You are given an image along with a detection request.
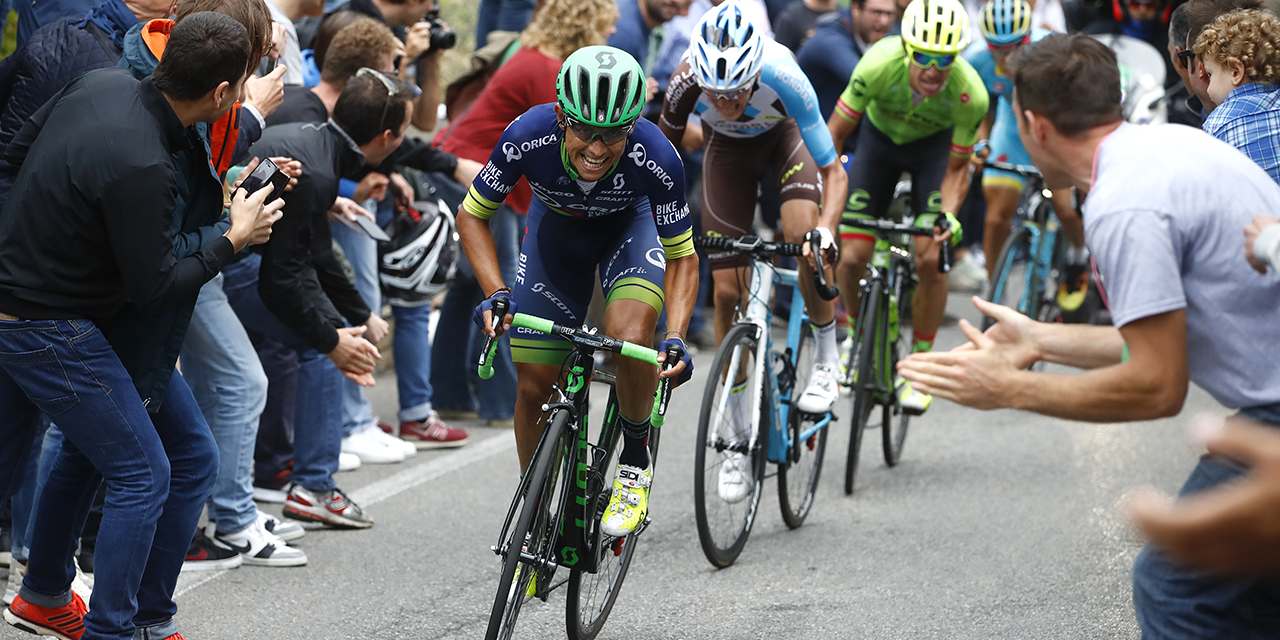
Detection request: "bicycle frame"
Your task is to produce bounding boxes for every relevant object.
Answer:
[851,236,914,399]
[990,184,1060,317]
[708,258,834,467]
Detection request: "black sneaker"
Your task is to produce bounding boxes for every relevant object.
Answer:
[181,530,243,572]
[283,486,373,529]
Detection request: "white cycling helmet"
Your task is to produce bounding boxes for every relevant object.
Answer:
[688,0,765,93]
[379,197,459,307]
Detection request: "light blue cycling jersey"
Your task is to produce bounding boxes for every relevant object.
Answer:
[660,39,838,168]
[964,29,1051,187]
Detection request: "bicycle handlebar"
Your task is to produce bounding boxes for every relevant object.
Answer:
[694,234,838,300]
[477,310,673,426]
[840,218,953,274]
[985,160,1042,179]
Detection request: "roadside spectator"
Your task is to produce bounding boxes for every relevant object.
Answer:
[0,13,282,639]
[1166,3,1205,125]
[297,9,369,85]
[1183,0,1263,114]
[264,0,327,85]
[223,72,414,530]
[1081,0,1175,83]
[898,34,1280,638]
[774,0,836,50]
[268,16,401,126]
[796,0,896,148]
[1194,8,1280,183]
[475,0,538,48]
[12,0,97,46]
[610,0,683,80]
[431,0,619,425]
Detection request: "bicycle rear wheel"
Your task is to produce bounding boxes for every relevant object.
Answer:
[777,323,828,529]
[694,322,768,567]
[983,226,1038,331]
[883,273,913,466]
[845,280,882,495]
[566,421,639,640]
[485,411,569,640]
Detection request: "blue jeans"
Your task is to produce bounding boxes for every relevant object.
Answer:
[222,255,342,493]
[1,318,216,640]
[474,0,536,48]
[430,205,519,419]
[180,274,269,535]
[1132,403,1280,639]
[8,416,48,562]
[331,212,378,435]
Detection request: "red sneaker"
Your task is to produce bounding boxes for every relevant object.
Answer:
[4,591,87,639]
[398,413,469,449]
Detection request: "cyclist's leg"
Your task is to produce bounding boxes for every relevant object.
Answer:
[981,109,1027,280]
[701,128,767,346]
[508,201,599,471]
[838,121,898,331]
[907,128,956,355]
[1053,188,1090,311]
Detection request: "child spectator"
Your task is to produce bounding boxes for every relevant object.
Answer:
[1194,8,1280,183]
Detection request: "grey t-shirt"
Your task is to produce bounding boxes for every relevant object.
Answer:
[1085,123,1280,409]
[266,0,305,86]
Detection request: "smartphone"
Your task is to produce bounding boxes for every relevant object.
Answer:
[339,211,392,242]
[238,158,289,204]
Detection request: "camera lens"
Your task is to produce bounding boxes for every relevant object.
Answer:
[430,26,456,51]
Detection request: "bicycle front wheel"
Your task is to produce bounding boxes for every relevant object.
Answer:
[694,322,767,567]
[845,280,882,495]
[984,226,1037,331]
[485,410,569,640]
[777,322,828,529]
[566,427,639,640]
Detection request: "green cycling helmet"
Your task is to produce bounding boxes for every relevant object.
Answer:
[556,45,646,128]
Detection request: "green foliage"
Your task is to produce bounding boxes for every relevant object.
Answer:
[438,0,479,85]
[1,10,17,60]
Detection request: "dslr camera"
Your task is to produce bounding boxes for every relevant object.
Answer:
[422,9,456,52]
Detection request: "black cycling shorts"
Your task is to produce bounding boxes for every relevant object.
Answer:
[840,119,951,243]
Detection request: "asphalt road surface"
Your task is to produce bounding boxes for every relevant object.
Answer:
[1,294,1224,639]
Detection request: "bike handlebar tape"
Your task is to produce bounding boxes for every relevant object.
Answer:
[511,313,554,334]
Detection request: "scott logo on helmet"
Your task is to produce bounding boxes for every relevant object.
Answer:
[595,50,616,70]
[628,143,675,191]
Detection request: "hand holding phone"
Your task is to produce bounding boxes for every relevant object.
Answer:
[238,157,289,204]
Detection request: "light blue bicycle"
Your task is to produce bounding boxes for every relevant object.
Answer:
[691,233,838,568]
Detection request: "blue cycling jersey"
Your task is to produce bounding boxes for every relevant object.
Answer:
[964,28,1051,114]
[661,39,838,168]
[462,103,695,260]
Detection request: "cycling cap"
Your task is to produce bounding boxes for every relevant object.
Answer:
[557,45,646,128]
[379,197,459,307]
[902,0,971,54]
[688,0,765,93]
[980,0,1032,46]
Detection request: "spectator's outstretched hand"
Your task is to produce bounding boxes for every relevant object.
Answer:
[1126,415,1280,576]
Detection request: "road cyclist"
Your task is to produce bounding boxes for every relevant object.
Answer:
[658,0,848,502]
[827,0,988,416]
[965,0,1089,314]
[458,45,698,550]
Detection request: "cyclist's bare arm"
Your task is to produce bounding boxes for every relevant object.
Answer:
[817,160,847,233]
[939,153,974,216]
[457,210,507,336]
[826,109,859,158]
[900,308,1188,422]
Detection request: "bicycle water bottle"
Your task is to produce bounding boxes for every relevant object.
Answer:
[872,238,890,268]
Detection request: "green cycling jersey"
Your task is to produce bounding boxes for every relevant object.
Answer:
[835,36,989,154]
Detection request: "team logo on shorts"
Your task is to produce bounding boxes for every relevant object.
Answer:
[503,142,522,162]
[646,248,667,269]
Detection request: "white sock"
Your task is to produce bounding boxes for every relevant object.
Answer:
[1065,244,1089,265]
[812,320,839,367]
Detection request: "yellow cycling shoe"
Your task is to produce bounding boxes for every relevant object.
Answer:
[1057,266,1089,312]
[896,379,932,416]
[601,463,652,537]
[509,563,537,604]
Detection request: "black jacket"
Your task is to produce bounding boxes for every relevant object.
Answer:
[0,69,231,407]
[247,121,372,354]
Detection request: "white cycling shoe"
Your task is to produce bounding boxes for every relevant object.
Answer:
[796,362,840,413]
[717,453,752,504]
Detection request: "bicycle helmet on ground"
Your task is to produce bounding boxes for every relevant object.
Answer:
[979,0,1033,46]
[556,45,646,127]
[902,0,971,53]
[379,197,459,307]
[688,0,765,93]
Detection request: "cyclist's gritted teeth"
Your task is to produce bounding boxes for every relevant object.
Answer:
[581,150,609,173]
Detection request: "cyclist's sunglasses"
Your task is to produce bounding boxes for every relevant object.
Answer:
[703,85,753,101]
[562,117,633,145]
[908,49,957,70]
[988,35,1031,52]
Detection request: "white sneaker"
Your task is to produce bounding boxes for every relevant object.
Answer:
[257,509,305,543]
[3,559,22,605]
[947,250,988,293]
[368,422,416,457]
[215,520,308,567]
[341,424,405,464]
[254,483,290,503]
[796,362,840,413]
[72,563,92,601]
[338,452,361,472]
[717,453,751,504]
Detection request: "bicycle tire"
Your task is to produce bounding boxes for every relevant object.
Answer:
[485,410,569,640]
[694,322,768,567]
[566,421,639,640]
[845,280,882,496]
[883,274,912,467]
[777,322,828,528]
[983,226,1036,331]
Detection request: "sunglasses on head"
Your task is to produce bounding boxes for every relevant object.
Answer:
[562,116,634,145]
[909,49,956,70]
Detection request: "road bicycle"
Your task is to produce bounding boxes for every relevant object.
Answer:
[840,216,951,495]
[692,232,839,568]
[479,302,677,640]
[982,161,1066,330]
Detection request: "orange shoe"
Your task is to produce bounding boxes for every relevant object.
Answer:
[4,591,87,639]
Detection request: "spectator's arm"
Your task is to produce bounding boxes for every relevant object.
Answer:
[375,136,459,177]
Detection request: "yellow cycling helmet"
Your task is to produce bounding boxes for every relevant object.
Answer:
[902,0,971,54]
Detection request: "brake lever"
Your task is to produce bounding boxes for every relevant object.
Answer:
[651,346,680,428]
[807,230,840,300]
[936,218,953,274]
[478,296,509,379]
